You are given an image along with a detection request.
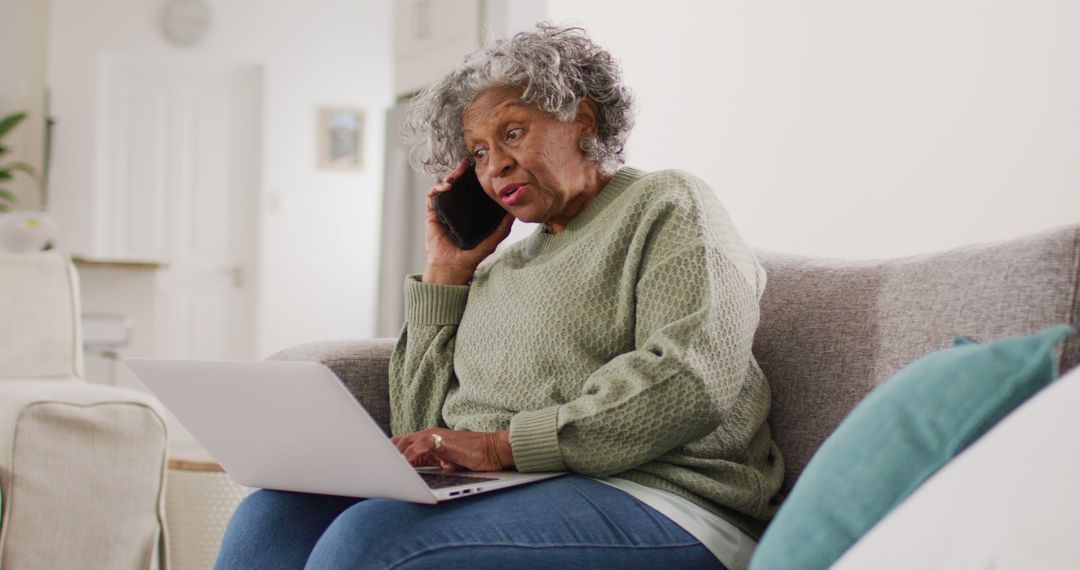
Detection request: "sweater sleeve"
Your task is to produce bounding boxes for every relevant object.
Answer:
[510,208,763,475]
[388,275,471,436]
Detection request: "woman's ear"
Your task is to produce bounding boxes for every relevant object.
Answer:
[574,99,599,136]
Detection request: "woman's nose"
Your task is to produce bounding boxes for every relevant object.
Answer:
[485,146,515,178]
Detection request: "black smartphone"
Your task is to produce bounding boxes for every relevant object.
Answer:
[432,164,507,250]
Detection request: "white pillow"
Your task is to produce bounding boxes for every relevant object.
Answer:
[831,363,1080,569]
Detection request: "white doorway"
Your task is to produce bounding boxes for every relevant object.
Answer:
[99,58,262,363]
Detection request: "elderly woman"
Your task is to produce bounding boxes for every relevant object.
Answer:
[216,24,782,570]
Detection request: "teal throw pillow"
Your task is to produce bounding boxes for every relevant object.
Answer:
[749,324,1076,570]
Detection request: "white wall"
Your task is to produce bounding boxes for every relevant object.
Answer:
[48,0,393,358]
[548,0,1080,258]
[0,0,49,211]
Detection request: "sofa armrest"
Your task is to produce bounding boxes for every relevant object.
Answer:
[267,339,397,435]
[0,380,168,569]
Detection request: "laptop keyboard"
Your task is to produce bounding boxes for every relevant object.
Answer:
[419,472,498,489]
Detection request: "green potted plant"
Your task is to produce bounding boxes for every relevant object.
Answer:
[0,112,39,213]
[0,111,55,252]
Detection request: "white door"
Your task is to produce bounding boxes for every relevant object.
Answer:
[100,59,261,361]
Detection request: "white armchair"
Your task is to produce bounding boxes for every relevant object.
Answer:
[0,252,169,569]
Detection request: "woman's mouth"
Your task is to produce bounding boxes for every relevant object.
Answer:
[499,184,527,206]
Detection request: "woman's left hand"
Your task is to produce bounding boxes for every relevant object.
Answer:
[391,428,515,472]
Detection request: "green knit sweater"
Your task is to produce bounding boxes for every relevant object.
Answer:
[389,167,784,535]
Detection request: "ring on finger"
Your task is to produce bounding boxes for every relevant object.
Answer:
[431,433,444,450]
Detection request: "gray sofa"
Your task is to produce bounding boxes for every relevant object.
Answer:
[270,223,1079,519]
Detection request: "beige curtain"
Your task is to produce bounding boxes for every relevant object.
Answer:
[375,99,431,338]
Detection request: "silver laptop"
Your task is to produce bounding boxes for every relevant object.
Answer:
[126,358,563,503]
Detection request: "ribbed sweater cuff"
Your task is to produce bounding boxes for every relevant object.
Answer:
[403,275,470,325]
[509,406,565,472]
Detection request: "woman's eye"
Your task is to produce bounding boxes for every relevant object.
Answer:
[473,149,487,160]
[506,128,522,142]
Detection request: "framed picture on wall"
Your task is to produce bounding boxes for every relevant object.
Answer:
[317,107,364,171]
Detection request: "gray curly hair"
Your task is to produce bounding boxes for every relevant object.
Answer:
[402,23,635,177]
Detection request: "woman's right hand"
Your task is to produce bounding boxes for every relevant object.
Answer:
[422,158,514,285]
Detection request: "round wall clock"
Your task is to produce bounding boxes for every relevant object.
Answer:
[161,0,212,46]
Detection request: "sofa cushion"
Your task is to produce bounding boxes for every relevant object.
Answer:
[0,380,169,569]
[748,324,1074,570]
[0,252,84,381]
[753,224,1080,496]
[831,362,1080,568]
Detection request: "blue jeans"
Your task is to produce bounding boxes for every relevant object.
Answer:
[214,475,725,569]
